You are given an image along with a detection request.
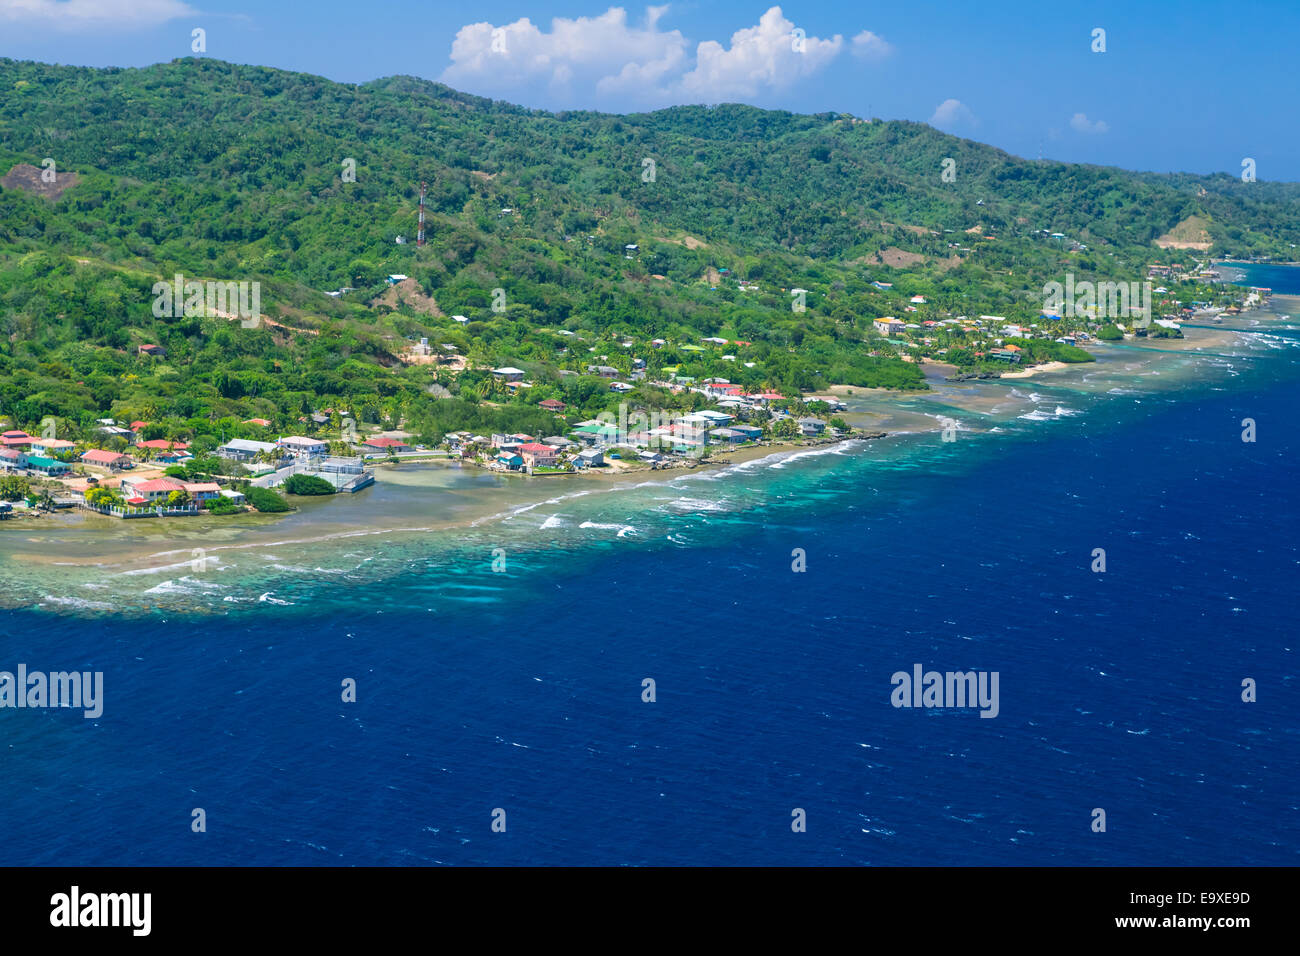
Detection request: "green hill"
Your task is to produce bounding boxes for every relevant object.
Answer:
[0,57,1295,448]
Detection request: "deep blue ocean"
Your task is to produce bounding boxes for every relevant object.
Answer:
[1,326,1297,866]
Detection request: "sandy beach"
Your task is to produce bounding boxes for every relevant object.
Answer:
[998,360,1071,379]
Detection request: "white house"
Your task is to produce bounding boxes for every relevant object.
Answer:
[277,436,328,459]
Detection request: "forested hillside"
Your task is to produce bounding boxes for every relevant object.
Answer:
[1,56,1295,444]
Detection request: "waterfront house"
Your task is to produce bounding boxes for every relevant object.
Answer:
[219,488,246,504]
[361,436,412,454]
[730,424,762,442]
[577,448,604,467]
[496,452,523,471]
[797,417,826,437]
[182,482,221,501]
[318,457,365,476]
[710,428,746,445]
[278,436,328,459]
[517,443,559,469]
[990,349,1022,363]
[121,477,185,502]
[218,438,281,461]
[80,449,133,470]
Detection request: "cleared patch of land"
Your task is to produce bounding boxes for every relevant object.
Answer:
[2,162,80,199]
[1155,215,1212,250]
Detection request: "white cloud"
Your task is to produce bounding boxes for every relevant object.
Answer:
[442,7,689,106]
[1069,112,1109,134]
[850,30,893,60]
[0,0,196,30]
[930,98,977,130]
[680,7,842,100]
[442,5,856,107]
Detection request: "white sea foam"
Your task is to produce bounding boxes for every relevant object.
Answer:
[578,521,637,537]
[1018,405,1079,421]
[767,442,861,470]
[666,497,727,512]
[268,563,349,575]
[142,575,226,596]
[39,595,118,611]
[539,514,565,529]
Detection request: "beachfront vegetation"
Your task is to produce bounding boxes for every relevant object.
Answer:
[245,487,290,512]
[283,474,336,496]
[0,476,31,501]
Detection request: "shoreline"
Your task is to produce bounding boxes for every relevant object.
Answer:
[0,312,1286,603]
[0,433,879,574]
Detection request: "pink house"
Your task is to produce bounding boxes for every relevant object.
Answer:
[517,442,559,469]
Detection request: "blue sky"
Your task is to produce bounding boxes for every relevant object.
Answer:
[2,0,1297,180]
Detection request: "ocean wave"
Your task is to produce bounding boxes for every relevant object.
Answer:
[267,563,349,575]
[142,575,227,596]
[39,595,118,611]
[665,497,727,513]
[767,442,863,470]
[1018,405,1079,421]
[539,514,565,529]
[578,521,638,537]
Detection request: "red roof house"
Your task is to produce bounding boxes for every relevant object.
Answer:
[361,436,411,452]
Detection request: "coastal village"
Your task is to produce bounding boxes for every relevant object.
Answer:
[0,372,858,521]
[0,207,1271,530]
[0,254,1269,524]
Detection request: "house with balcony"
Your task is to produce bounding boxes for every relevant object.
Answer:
[797,417,826,437]
[517,443,559,470]
[29,438,76,458]
[121,477,186,503]
[278,436,328,459]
